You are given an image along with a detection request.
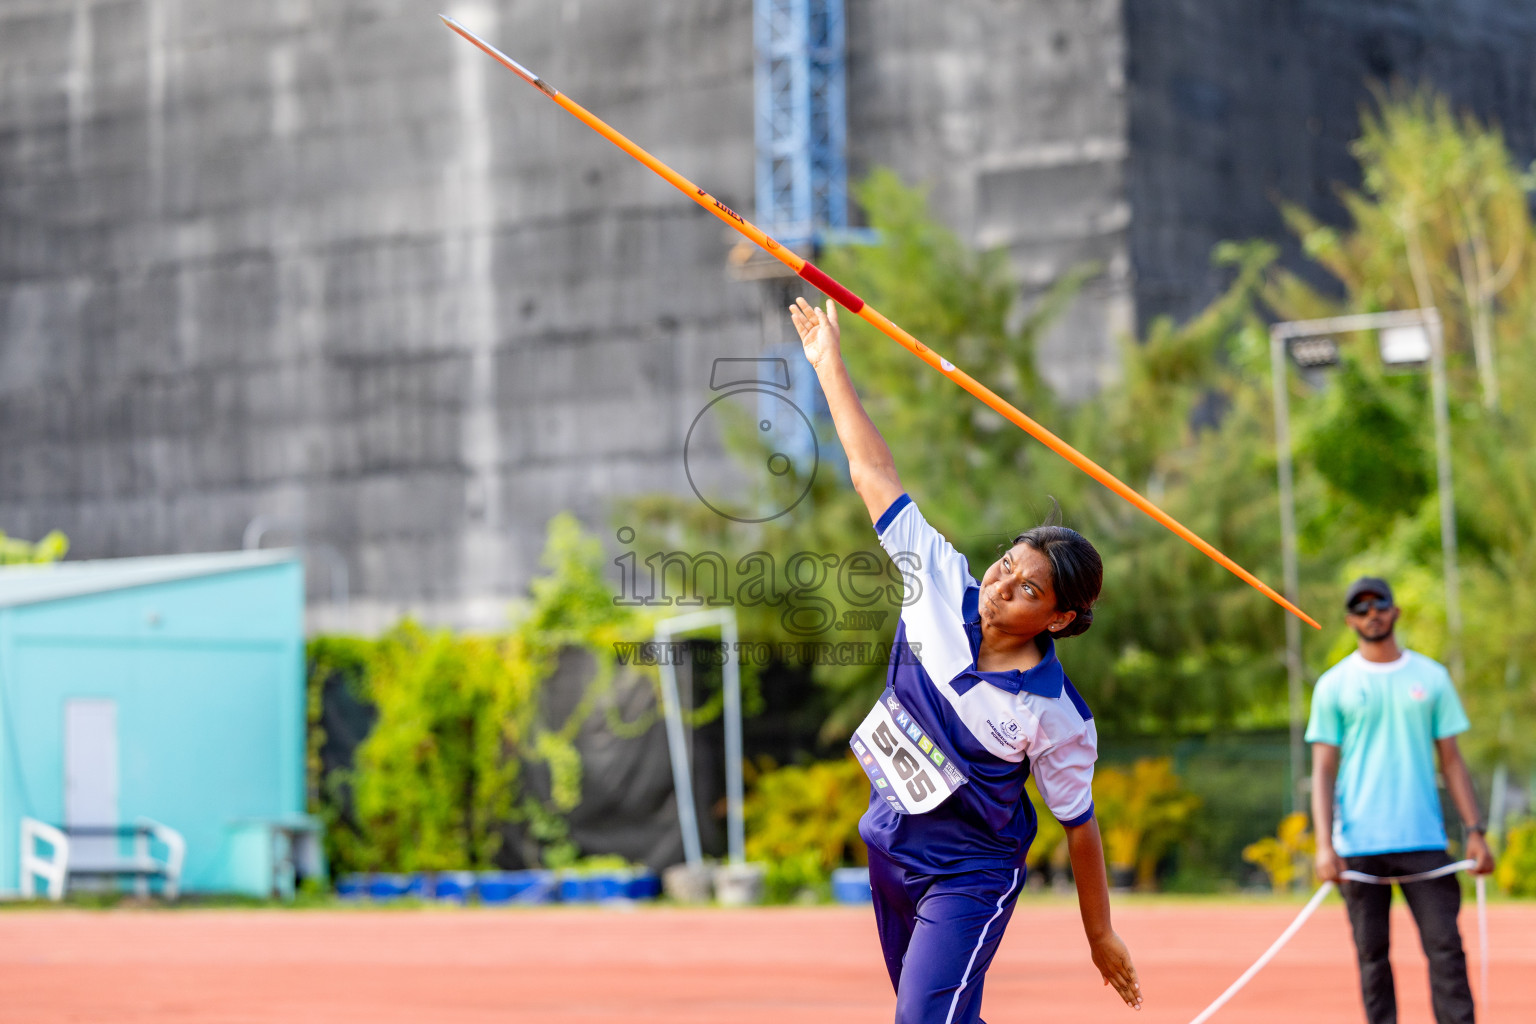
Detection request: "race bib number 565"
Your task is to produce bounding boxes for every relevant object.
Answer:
[851,688,967,814]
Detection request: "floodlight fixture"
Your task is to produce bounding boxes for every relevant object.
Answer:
[1379,323,1432,368]
[1288,336,1341,370]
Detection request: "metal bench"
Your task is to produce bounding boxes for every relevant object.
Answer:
[19,817,186,901]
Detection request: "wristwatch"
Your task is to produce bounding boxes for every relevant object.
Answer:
[1465,821,1488,836]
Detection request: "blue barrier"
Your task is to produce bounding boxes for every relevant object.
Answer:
[368,873,429,901]
[335,868,662,904]
[432,871,477,903]
[476,870,557,905]
[335,873,369,900]
[557,870,663,903]
[626,872,662,900]
[831,867,872,904]
[559,873,622,902]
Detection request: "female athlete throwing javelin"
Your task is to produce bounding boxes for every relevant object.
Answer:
[790,297,1142,1022]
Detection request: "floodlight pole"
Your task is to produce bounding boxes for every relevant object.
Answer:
[1268,327,1305,817]
[1425,314,1465,682]
[1269,308,1462,817]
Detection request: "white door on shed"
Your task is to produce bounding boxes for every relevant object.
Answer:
[64,698,118,869]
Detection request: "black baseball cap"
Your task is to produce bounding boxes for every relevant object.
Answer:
[1344,576,1394,609]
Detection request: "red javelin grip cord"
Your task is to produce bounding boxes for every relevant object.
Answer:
[797,262,865,313]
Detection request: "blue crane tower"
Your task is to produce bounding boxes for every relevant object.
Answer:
[754,0,849,253]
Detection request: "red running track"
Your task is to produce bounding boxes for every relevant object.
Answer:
[0,899,1532,1023]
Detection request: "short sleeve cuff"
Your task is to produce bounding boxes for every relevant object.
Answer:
[1058,802,1095,828]
[873,492,912,536]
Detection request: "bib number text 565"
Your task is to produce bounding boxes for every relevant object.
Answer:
[871,721,938,801]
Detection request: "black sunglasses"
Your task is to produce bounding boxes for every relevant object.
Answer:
[1347,597,1393,615]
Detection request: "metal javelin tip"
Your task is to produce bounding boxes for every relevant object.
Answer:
[440,14,557,96]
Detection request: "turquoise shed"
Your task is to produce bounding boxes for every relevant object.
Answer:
[0,550,307,896]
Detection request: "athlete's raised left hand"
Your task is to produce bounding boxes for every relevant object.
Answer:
[1091,930,1142,1010]
[789,296,841,371]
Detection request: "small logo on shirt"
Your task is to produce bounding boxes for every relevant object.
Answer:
[986,719,1023,749]
[852,740,867,755]
[918,737,934,754]
[896,711,910,727]
[875,778,888,788]
[929,750,945,767]
[1409,685,1428,702]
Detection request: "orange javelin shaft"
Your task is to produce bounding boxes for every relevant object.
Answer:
[441,16,1321,631]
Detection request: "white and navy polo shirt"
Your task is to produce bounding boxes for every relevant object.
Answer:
[857,493,1098,875]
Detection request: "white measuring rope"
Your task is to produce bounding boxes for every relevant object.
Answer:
[1184,881,1335,1024]
[1184,859,1487,1024]
[1476,874,1489,1009]
[1338,858,1476,885]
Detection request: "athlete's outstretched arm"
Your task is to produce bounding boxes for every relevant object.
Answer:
[789,297,904,524]
[1065,818,1142,1010]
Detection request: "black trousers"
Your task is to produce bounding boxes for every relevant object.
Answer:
[1340,849,1475,1024]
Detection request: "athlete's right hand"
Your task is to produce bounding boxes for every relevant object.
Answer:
[1314,845,1345,883]
[1090,931,1142,1010]
[789,296,840,371]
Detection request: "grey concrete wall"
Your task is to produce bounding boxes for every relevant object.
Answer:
[0,0,768,630]
[846,0,1132,400]
[1125,0,1536,327]
[0,0,1139,629]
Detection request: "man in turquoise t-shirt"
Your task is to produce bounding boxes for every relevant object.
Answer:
[1307,577,1495,1024]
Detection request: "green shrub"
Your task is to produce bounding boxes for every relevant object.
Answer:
[744,754,869,901]
[330,623,536,871]
[1094,757,1202,890]
[1496,819,1536,897]
[763,851,834,903]
[1242,812,1315,891]
[0,529,67,564]
[310,514,657,873]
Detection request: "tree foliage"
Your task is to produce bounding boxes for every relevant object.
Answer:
[621,91,1536,779]
[625,169,1296,739]
[1267,87,1536,777]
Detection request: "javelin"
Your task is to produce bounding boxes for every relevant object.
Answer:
[441,16,1321,630]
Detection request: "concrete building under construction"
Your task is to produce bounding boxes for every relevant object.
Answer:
[2,0,1535,629]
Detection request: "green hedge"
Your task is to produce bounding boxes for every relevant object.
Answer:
[308,514,656,874]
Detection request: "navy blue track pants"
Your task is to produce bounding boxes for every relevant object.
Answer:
[867,845,1024,1024]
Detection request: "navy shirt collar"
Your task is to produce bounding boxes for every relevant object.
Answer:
[956,584,1065,698]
